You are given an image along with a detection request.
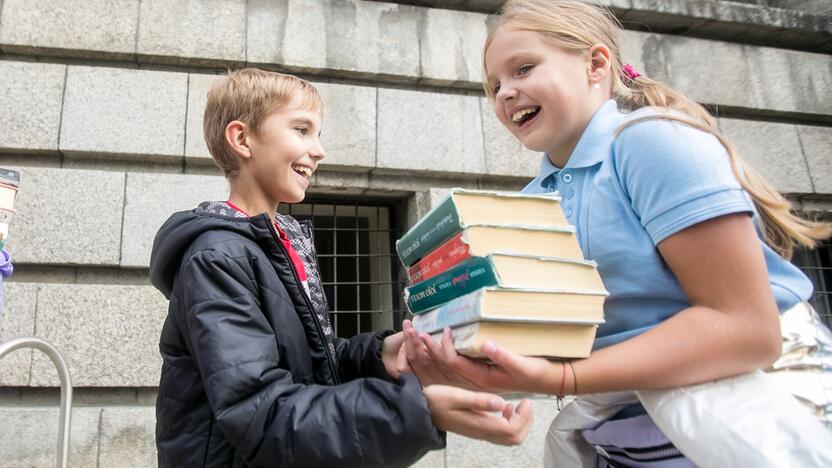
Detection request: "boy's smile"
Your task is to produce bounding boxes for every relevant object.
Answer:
[245,97,325,206]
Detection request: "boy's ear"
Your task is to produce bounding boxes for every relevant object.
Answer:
[224,120,253,159]
[587,44,611,85]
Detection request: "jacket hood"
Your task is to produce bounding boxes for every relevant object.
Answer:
[149,202,275,298]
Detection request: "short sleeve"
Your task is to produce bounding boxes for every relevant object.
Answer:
[613,118,754,245]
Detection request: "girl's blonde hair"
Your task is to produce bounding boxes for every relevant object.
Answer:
[483,0,830,259]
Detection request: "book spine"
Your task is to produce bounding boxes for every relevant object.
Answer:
[405,256,497,314]
[396,195,462,266]
[411,290,485,333]
[406,231,472,284]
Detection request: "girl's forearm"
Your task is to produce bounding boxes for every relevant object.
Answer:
[550,304,781,395]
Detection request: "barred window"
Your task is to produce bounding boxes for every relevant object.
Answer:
[794,240,832,329]
[278,198,406,338]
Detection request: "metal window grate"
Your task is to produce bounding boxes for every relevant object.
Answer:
[278,198,406,338]
[793,240,832,329]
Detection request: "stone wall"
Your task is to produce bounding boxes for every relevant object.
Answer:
[1,0,830,466]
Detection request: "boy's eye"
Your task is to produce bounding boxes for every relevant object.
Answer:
[295,127,308,135]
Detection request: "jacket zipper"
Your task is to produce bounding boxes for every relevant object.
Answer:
[267,219,341,384]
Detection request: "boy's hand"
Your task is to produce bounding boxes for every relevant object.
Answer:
[381,331,408,379]
[423,385,532,446]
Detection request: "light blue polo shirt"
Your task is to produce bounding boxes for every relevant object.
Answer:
[523,99,813,349]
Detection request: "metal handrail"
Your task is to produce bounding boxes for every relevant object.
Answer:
[0,337,72,468]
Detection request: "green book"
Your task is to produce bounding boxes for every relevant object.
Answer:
[395,189,567,267]
[405,253,607,314]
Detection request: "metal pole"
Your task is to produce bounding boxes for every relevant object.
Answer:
[0,337,72,468]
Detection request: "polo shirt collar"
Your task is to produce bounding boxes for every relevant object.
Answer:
[537,99,623,179]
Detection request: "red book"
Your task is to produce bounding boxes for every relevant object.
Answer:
[407,232,472,284]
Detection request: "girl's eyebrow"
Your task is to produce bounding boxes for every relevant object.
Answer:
[486,50,538,82]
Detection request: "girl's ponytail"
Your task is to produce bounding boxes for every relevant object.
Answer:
[487,0,831,259]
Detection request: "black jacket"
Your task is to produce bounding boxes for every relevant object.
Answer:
[149,203,443,468]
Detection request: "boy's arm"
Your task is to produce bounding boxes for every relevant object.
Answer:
[332,330,397,381]
[177,250,444,468]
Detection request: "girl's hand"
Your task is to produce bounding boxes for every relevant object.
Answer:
[421,327,559,395]
[399,320,483,390]
[423,384,532,446]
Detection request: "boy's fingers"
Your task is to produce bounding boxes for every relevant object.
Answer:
[441,385,505,412]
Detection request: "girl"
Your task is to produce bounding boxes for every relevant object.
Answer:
[403,0,832,466]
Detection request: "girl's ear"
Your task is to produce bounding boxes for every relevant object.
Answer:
[225,120,253,159]
[587,44,611,86]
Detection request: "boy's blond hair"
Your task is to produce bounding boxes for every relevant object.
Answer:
[203,68,324,179]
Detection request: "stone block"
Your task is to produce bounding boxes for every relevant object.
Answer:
[30,284,168,387]
[719,118,812,195]
[60,66,188,159]
[480,98,540,178]
[619,31,666,83]
[185,73,221,160]
[0,0,138,58]
[121,173,229,268]
[660,34,755,109]
[316,82,376,169]
[0,407,101,467]
[7,167,124,265]
[377,88,486,174]
[745,46,832,117]
[420,8,488,85]
[798,125,832,195]
[247,0,421,80]
[0,283,38,386]
[445,398,556,467]
[137,0,245,65]
[99,407,158,468]
[0,61,65,153]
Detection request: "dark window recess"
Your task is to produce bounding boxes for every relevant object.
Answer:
[278,199,406,338]
[793,239,832,329]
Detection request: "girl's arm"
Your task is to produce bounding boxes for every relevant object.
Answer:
[408,212,783,395]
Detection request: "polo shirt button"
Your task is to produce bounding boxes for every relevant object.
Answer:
[562,172,573,183]
[564,188,575,199]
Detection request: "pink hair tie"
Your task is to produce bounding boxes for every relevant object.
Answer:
[620,64,642,87]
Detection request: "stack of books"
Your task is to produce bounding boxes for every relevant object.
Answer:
[396,189,607,358]
[0,169,19,250]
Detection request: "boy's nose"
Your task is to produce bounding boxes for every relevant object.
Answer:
[310,140,326,161]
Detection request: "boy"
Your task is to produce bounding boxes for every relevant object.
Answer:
[149,69,530,468]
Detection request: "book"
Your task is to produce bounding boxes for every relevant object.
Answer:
[396,189,568,267]
[405,253,606,314]
[411,287,606,333]
[0,169,19,249]
[406,225,583,284]
[429,320,598,358]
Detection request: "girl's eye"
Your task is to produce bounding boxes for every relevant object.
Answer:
[517,64,532,75]
[493,83,501,94]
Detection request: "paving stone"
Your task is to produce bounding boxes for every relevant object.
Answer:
[8,167,124,265]
[377,88,486,174]
[0,407,101,468]
[420,7,487,85]
[121,172,229,268]
[29,284,168,387]
[0,61,65,153]
[248,0,421,80]
[137,0,245,65]
[0,283,38,386]
[99,407,157,468]
[60,66,188,159]
[719,118,812,195]
[797,124,832,195]
[480,97,540,178]
[0,0,138,58]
